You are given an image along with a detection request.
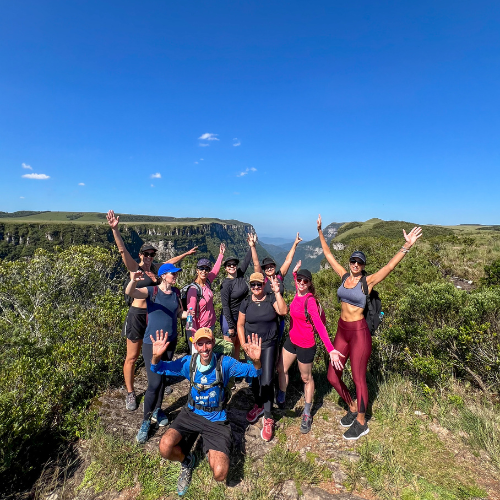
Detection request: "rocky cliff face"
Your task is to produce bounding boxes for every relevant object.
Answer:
[0,221,263,263]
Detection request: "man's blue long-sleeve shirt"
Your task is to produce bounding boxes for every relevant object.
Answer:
[151,354,261,422]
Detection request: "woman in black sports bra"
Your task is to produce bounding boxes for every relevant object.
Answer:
[107,210,197,411]
[317,214,422,441]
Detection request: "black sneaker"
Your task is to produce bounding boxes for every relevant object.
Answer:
[177,453,196,496]
[299,413,313,434]
[343,419,369,440]
[340,409,358,428]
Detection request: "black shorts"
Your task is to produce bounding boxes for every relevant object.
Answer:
[170,407,232,457]
[283,336,317,364]
[123,306,147,342]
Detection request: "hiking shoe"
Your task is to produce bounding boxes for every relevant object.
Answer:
[125,391,138,411]
[136,419,151,444]
[246,404,264,423]
[300,413,313,434]
[340,409,358,427]
[151,408,168,426]
[177,453,196,496]
[343,419,369,440]
[261,416,275,441]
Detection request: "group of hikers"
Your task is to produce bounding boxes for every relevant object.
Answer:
[107,210,423,496]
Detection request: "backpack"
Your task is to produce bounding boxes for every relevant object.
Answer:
[341,272,383,335]
[180,279,211,316]
[186,353,228,412]
[304,294,327,334]
[123,279,134,307]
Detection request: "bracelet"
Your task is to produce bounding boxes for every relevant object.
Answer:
[400,246,410,254]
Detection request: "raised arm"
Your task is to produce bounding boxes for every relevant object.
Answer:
[208,243,225,281]
[280,232,303,277]
[239,247,253,274]
[367,227,423,289]
[317,214,346,278]
[270,276,288,315]
[107,210,139,272]
[292,261,302,292]
[237,311,246,348]
[125,270,149,299]
[248,234,262,273]
[166,246,198,265]
[221,281,236,332]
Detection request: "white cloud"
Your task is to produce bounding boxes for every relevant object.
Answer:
[199,143,210,147]
[22,173,50,180]
[236,167,257,177]
[20,196,25,199]
[233,138,241,147]
[194,161,198,164]
[200,158,204,161]
[22,163,32,170]
[151,184,154,187]
[151,173,161,178]
[198,133,219,141]
[78,182,85,186]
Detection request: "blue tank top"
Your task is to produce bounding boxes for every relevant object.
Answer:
[337,278,366,309]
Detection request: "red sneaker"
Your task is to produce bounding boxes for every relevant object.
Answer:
[246,404,264,423]
[261,416,275,441]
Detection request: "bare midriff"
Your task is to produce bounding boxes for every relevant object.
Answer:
[132,298,147,309]
[340,302,365,322]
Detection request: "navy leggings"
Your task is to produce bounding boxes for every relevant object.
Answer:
[251,340,278,419]
[142,339,177,420]
[327,318,372,413]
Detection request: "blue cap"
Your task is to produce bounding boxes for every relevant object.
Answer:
[350,251,366,264]
[158,263,182,276]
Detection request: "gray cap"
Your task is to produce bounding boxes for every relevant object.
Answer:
[350,251,366,264]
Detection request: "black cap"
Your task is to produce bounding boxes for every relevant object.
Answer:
[350,251,366,264]
[262,257,276,267]
[297,269,313,281]
[139,243,157,253]
[223,256,240,266]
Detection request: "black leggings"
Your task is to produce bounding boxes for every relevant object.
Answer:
[142,339,177,420]
[251,340,277,419]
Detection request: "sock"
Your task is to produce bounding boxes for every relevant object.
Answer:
[276,390,286,404]
[304,402,312,416]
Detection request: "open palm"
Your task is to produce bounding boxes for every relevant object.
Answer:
[245,333,262,362]
[403,227,423,246]
[107,210,119,229]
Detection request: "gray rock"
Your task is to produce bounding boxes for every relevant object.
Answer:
[280,479,299,500]
[300,486,364,499]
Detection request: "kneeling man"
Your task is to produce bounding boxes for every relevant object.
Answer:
[149,327,262,496]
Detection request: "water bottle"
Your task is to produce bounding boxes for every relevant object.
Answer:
[186,307,193,331]
[379,311,384,321]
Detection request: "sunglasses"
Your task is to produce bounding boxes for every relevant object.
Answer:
[225,263,237,268]
[263,265,276,270]
[350,258,365,265]
[296,278,310,284]
[250,282,263,288]
[197,266,211,272]
[142,252,156,258]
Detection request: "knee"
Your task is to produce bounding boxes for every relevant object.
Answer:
[159,434,174,459]
[327,368,340,386]
[212,464,228,482]
[277,363,286,376]
[125,354,139,364]
[301,373,312,384]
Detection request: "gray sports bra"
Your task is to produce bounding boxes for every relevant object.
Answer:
[337,277,367,309]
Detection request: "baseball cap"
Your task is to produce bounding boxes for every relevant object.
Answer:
[197,258,212,268]
[249,272,265,283]
[297,269,313,281]
[350,251,367,264]
[223,256,240,266]
[157,263,182,276]
[262,257,276,267]
[140,243,157,253]
[193,327,214,343]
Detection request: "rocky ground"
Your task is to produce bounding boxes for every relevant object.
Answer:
[40,360,373,500]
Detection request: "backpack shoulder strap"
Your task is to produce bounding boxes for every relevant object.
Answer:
[341,272,350,283]
[360,275,369,296]
[215,354,224,386]
[304,294,312,324]
[189,353,198,386]
[151,286,159,303]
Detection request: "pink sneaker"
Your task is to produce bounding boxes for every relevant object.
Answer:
[246,404,264,423]
[261,416,275,441]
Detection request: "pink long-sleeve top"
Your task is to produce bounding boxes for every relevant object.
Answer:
[186,253,224,331]
[289,271,334,352]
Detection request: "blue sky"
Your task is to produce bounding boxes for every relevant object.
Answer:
[1,1,499,239]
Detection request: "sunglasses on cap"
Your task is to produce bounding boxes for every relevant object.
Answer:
[350,258,365,265]
[296,278,310,284]
[197,266,211,272]
[250,282,263,288]
[142,252,156,258]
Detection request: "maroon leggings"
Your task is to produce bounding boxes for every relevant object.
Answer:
[327,317,372,413]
